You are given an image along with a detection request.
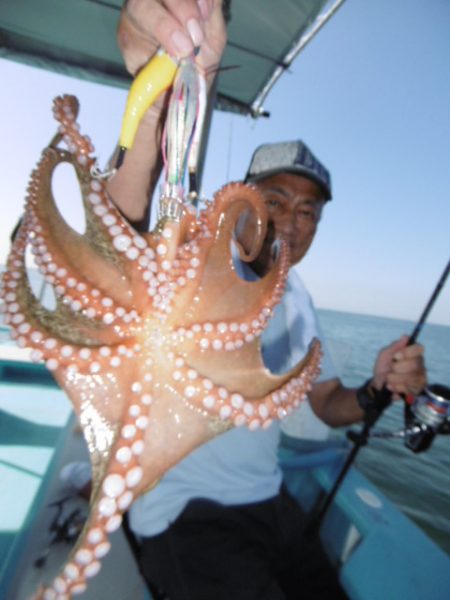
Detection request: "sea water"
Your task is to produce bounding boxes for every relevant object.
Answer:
[317,308,450,555]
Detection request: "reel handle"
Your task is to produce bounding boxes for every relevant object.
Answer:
[404,384,450,453]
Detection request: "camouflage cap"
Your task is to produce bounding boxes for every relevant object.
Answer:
[245,140,332,200]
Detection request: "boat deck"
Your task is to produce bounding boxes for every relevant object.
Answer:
[0,348,148,599]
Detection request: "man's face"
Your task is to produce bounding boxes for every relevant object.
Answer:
[248,172,326,274]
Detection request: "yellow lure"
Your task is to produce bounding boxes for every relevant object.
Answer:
[119,51,178,151]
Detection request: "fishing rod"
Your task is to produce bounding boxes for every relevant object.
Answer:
[409,258,450,344]
[306,256,450,537]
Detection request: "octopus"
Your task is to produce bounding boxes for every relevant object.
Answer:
[0,95,321,598]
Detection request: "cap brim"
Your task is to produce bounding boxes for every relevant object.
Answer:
[245,167,331,201]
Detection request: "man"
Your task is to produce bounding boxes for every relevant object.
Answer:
[121,140,423,600]
[105,2,426,598]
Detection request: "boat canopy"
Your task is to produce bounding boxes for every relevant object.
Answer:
[0,0,343,117]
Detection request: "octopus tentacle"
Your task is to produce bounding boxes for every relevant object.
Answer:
[172,238,290,350]
[174,184,287,326]
[0,95,322,599]
[165,340,321,428]
[27,151,139,313]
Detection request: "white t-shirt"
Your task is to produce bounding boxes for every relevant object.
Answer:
[129,269,336,537]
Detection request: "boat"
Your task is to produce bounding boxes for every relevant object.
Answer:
[1,1,449,598]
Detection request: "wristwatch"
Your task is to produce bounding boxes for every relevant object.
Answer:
[356,378,392,426]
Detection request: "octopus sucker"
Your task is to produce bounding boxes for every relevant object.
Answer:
[1,95,322,599]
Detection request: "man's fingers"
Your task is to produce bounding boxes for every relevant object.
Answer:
[124,0,207,59]
[386,372,426,396]
[118,0,226,75]
[117,16,153,74]
[197,0,213,20]
[393,343,425,362]
[163,0,207,46]
[391,356,424,375]
[118,1,164,74]
[384,335,408,357]
[118,1,191,76]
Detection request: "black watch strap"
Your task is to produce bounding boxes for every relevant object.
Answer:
[357,379,392,426]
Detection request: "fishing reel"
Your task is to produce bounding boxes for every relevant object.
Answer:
[402,384,450,453]
[34,496,87,568]
[369,383,450,453]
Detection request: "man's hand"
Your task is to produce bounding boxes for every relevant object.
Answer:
[108,1,226,224]
[118,0,226,76]
[309,336,427,428]
[372,335,426,397]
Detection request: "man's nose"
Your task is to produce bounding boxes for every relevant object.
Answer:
[275,214,296,236]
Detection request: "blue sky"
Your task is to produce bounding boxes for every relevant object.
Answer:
[1,0,449,326]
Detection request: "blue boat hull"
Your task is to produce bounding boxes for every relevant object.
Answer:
[280,435,450,600]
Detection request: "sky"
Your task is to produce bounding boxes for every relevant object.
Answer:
[1,0,449,326]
